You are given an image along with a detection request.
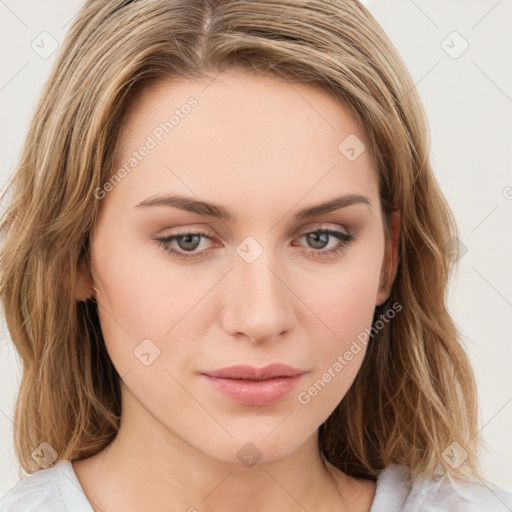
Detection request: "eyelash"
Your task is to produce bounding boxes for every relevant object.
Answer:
[152,227,355,261]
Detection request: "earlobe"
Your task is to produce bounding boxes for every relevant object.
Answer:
[75,257,96,302]
[376,211,401,306]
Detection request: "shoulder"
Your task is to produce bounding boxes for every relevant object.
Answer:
[0,459,88,512]
[0,462,64,512]
[405,470,512,512]
[371,464,512,512]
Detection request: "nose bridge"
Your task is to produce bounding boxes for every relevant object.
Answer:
[220,236,294,341]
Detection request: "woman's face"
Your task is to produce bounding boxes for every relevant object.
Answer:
[82,70,398,465]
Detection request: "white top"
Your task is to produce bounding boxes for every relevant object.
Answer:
[1,459,511,511]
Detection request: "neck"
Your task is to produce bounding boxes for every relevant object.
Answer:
[73,386,356,512]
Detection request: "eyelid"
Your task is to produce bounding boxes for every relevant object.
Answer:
[296,221,351,236]
[156,222,351,243]
[152,222,355,261]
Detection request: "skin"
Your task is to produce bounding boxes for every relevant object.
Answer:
[74,70,400,512]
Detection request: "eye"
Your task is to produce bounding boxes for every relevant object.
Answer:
[293,228,354,258]
[152,229,214,261]
[152,227,354,261]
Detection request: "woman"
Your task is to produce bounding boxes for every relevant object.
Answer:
[0,0,510,510]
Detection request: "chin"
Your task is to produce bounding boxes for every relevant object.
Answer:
[194,427,311,467]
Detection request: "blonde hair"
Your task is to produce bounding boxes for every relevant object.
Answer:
[0,0,482,482]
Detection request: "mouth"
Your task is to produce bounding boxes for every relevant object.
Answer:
[201,363,307,406]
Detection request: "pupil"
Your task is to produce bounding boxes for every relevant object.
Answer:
[308,232,328,249]
[179,234,200,251]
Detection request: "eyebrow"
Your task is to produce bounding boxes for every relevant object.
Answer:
[134,193,371,221]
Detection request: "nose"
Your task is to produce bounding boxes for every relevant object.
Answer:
[220,247,295,344]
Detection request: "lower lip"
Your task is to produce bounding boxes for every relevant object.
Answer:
[202,374,304,406]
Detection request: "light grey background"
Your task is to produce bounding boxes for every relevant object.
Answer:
[1,0,511,495]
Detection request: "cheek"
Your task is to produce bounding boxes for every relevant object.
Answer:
[89,222,195,376]
[91,214,201,333]
[302,237,384,345]
[293,238,384,409]
[303,269,378,376]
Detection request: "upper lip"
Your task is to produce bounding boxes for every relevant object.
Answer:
[203,363,306,380]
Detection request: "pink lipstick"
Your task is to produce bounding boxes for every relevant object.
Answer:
[202,363,306,406]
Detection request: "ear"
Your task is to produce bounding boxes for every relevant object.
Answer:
[376,211,400,306]
[75,256,96,302]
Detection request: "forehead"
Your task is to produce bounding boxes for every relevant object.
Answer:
[108,71,379,214]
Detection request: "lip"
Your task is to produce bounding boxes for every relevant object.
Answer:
[202,364,307,406]
[204,363,305,380]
